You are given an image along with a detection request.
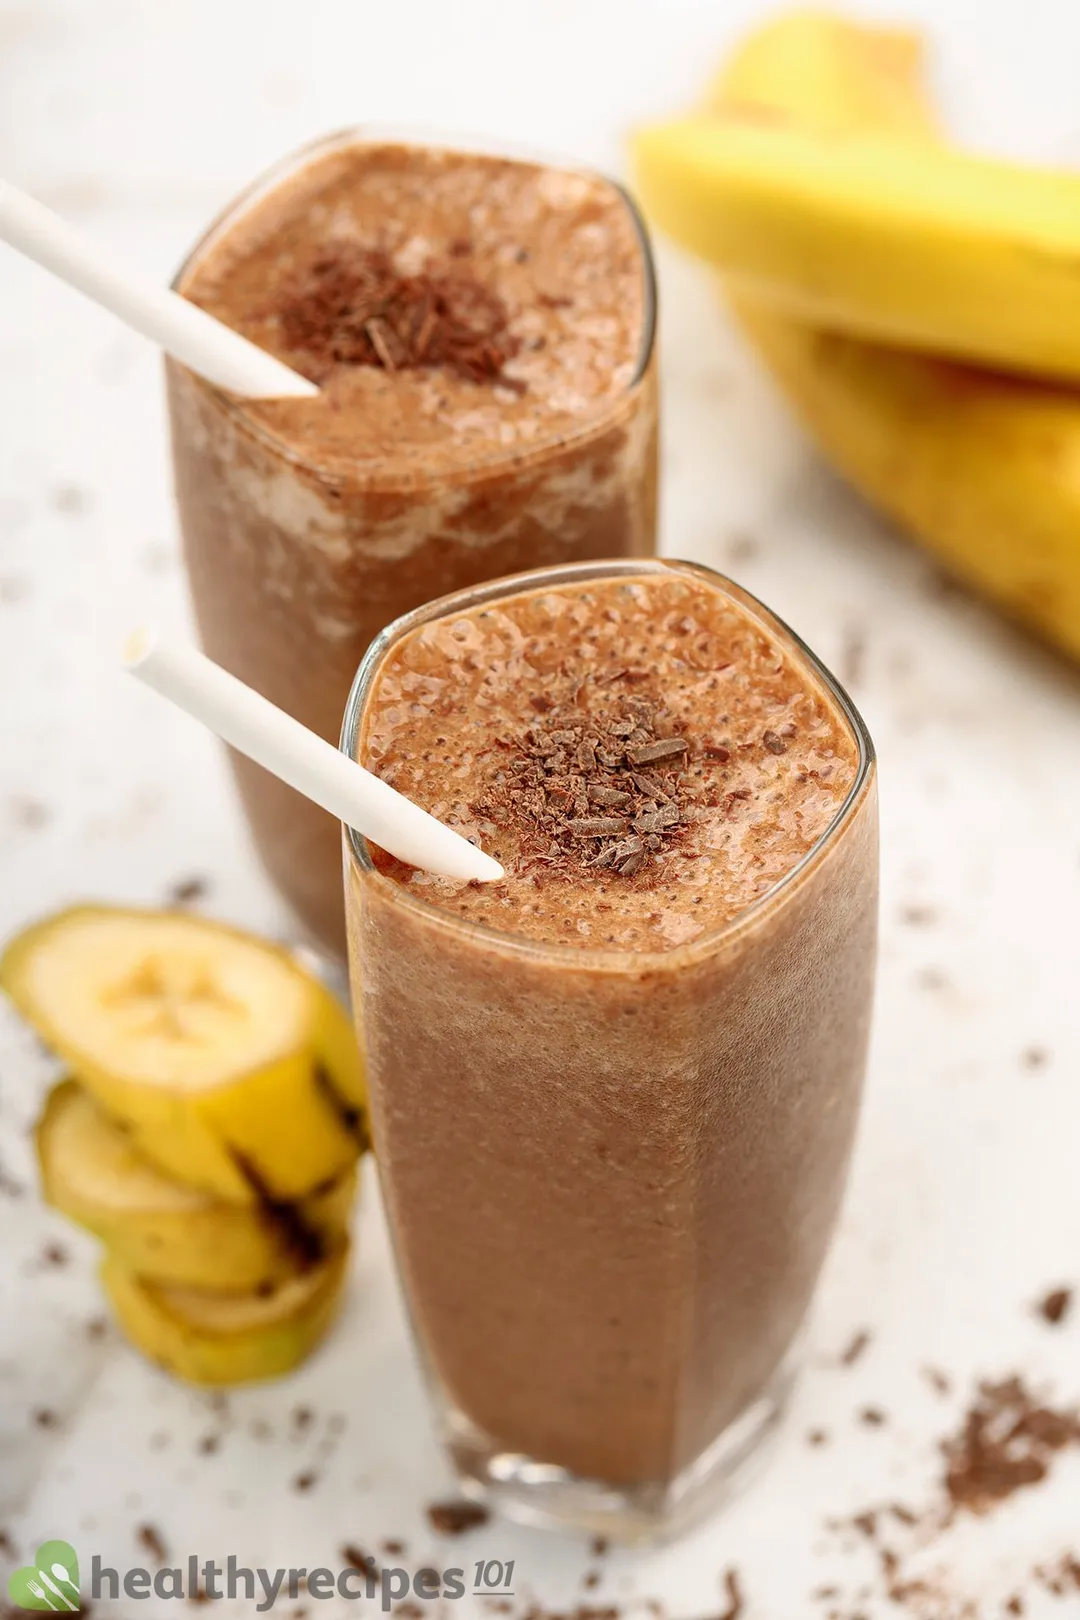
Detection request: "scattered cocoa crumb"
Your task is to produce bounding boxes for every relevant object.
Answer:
[1004,1596,1024,1615]
[197,1434,219,1455]
[718,1568,744,1620]
[426,1500,489,1535]
[8,796,49,829]
[922,1366,952,1396]
[33,1407,58,1428]
[1037,1287,1072,1326]
[807,1429,829,1447]
[394,1604,424,1618]
[860,1407,887,1427]
[900,904,937,927]
[840,1329,872,1367]
[85,1316,108,1341]
[292,1405,314,1432]
[590,1537,609,1558]
[0,1161,24,1199]
[0,576,30,605]
[725,529,759,564]
[52,484,87,514]
[582,1572,600,1590]
[1021,1047,1049,1070]
[168,876,208,905]
[1033,1553,1080,1597]
[41,1241,68,1267]
[341,1546,377,1576]
[268,244,521,389]
[0,1529,15,1558]
[942,1375,1080,1515]
[137,1524,167,1563]
[292,1471,318,1493]
[380,1540,405,1558]
[839,627,866,689]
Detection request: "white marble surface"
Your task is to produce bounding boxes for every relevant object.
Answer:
[2,2,1080,1615]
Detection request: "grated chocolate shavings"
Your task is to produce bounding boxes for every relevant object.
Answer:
[268,244,521,388]
[488,687,705,880]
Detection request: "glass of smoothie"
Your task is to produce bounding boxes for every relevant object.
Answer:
[341,557,878,1541]
[167,134,658,957]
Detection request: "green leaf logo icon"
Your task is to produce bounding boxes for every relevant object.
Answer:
[7,1541,80,1611]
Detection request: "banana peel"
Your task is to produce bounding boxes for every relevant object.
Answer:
[634,9,1080,663]
[635,117,1080,384]
[37,1080,357,1290]
[102,1246,348,1386]
[2,907,368,1204]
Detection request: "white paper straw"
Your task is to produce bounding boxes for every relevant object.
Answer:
[123,629,504,884]
[0,180,318,398]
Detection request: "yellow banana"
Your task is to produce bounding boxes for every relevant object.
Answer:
[103,1246,348,1386]
[635,117,1080,384]
[700,11,935,137]
[634,9,1080,662]
[37,1080,357,1291]
[2,907,368,1203]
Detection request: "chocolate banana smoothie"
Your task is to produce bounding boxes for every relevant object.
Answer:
[344,560,877,1538]
[168,137,657,955]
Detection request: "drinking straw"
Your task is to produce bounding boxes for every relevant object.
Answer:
[123,630,504,883]
[0,180,317,397]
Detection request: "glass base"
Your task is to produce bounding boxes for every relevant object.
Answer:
[439,1355,797,1545]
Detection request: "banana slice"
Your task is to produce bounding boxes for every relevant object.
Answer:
[2,906,368,1203]
[37,1080,357,1290]
[102,1246,348,1386]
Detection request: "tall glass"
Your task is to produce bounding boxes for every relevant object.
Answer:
[341,558,878,1542]
[167,132,659,958]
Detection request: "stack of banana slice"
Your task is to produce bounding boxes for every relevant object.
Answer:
[2,906,368,1386]
[633,10,1080,663]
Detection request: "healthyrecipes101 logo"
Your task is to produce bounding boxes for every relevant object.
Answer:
[7,1539,518,1611]
[7,1541,80,1611]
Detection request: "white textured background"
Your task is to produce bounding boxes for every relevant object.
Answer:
[1,2,1079,1615]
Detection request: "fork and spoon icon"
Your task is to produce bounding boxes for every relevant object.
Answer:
[24,1565,79,1610]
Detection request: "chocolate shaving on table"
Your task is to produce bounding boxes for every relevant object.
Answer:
[268,243,522,387]
[491,687,703,879]
[1037,1286,1072,1325]
[942,1375,1080,1515]
[425,1500,490,1535]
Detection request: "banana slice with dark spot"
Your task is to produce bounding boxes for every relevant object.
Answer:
[37,1080,357,1290]
[3,906,367,1202]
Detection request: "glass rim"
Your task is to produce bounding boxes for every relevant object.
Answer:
[169,125,658,489]
[339,557,876,970]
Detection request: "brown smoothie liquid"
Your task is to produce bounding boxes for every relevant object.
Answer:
[348,567,878,1492]
[169,140,657,953]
